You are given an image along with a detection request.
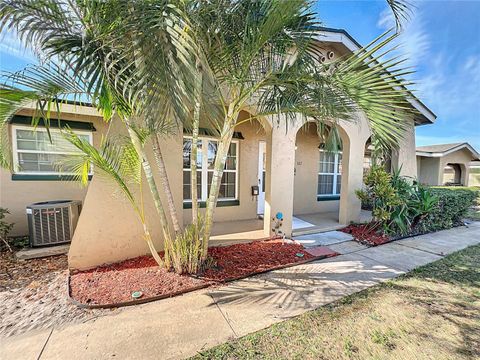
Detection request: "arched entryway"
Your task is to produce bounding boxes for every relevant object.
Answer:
[443,163,463,185]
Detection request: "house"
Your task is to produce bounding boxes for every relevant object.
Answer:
[0,28,436,270]
[416,143,480,186]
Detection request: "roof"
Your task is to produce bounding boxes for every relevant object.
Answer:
[416,142,480,160]
[316,27,437,126]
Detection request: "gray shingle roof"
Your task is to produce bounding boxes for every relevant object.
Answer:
[416,143,464,153]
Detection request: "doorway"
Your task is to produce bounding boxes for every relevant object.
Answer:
[257,141,266,215]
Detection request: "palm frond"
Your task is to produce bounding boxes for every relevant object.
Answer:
[386,0,413,31]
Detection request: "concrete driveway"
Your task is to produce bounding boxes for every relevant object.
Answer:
[1,222,479,360]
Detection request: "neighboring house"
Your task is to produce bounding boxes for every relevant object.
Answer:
[0,28,436,270]
[416,143,480,186]
[470,160,480,186]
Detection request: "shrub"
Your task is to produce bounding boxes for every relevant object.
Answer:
[416,188,478,232]
[164,216,206,274]
[356,166,438,236]
[0,208,14,252]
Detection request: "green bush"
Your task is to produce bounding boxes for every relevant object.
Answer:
[356,166,438,235]
[416,188,478,232]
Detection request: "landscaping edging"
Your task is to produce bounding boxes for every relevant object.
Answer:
[67,252,337,309]
[345,223,468,247]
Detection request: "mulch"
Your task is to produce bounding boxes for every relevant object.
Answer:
[69,240,316,306]
[340,224,391,246]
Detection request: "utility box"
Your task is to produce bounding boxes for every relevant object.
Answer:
[27,200,82,247]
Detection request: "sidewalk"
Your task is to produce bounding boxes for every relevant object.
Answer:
[2,222,479,360]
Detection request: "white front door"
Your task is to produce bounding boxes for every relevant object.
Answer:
[257,141,266,215]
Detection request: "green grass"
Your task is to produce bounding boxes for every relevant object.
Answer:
[191,245,480,360]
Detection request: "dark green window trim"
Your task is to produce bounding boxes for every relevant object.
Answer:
[317,195,340,201]
[10,115,96,131]
[12,174,93,181]
[183,199,239,209]
[183,128,244,140]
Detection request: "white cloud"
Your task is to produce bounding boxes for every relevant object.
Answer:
[0,29,36,63]
[377,6,430,69]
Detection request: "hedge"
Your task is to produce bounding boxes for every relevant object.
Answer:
[416,187,478,233]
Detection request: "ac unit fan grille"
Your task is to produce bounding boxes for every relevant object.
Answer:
[33,207,71,245]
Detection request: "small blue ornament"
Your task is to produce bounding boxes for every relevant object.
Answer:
[275,212,283,220]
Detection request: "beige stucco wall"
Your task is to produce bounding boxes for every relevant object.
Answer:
[391,117,417,178]
[417,157,441,185]
[0,107,107,236]
[439,148,472,186]
[68,117,184,270]
[293,123,339,215]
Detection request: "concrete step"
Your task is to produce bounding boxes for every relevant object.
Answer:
[15,244,70,260]
[292,223,344,237]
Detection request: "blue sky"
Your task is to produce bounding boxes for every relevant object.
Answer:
[315,0,480,151]
[1,0,479,150]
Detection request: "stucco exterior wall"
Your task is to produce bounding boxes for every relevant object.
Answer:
[417,157,441,185]
[68,118,184,270]
[391,117,417,178]
[439,148,472,186]
[293,123,339,215]
[0,107,107,236]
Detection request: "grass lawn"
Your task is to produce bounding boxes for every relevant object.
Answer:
[192,245,480,360]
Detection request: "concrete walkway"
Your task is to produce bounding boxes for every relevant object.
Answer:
[2,223,479,360]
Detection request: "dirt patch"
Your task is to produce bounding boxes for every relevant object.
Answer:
[0,252,113,338]
[340,224,391,246]
[70,240,315,306]
[0,252,67,291]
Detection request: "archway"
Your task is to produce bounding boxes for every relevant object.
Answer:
[443,163,462,185]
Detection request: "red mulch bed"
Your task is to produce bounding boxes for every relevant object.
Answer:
[70,240,314,306]
[340,224,391,246]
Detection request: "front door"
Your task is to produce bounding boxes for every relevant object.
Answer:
[257,141,266,215]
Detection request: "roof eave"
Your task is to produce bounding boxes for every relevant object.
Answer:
[316,28,437,126]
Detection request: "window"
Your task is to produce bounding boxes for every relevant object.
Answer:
[183,136,238,202]
[318,150,342,197]
[12,125,93,175]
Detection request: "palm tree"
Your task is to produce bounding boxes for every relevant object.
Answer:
[181,0,416,258]
[64,129,166,267]
[0,0,197,240]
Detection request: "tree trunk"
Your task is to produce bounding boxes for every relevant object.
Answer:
[190,65,203,225]
[124,117,172,241]
[202,107,237,258]
[151,134,181,235]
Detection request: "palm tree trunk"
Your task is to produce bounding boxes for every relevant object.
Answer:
[124,117,172,241]
[190,64,203,225]
[202,108,237,258]
[151,134,181,235]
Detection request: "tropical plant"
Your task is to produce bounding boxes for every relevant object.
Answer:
[1,0,418,272]
[0,0,197,242]
[62,129,165,266]
[0,208,14,252]
[357,165,439,235]
[181,0,417,260]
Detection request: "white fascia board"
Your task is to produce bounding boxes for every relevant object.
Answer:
[416,143,480,159]
[316,30,436,124]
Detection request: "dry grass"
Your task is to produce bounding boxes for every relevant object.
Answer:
[192,245,480,360]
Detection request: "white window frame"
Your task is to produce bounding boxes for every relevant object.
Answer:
[12,125,94,175]
[318,149,342,197]
[183,136,239,202]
